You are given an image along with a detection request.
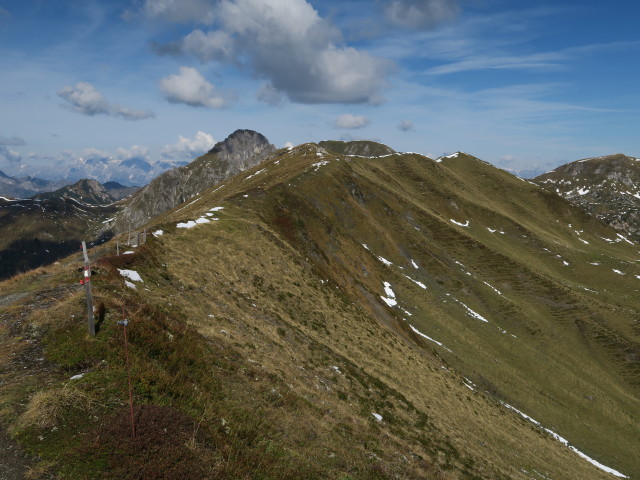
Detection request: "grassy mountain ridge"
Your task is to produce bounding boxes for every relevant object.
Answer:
[0,143,638,478]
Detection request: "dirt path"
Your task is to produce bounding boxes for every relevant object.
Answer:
[0,430,28,480]
[0,283,82,480]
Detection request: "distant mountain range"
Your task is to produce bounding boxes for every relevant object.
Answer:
[2,154,188,191]
[0,169,68,198]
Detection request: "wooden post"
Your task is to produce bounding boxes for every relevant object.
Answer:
[82,241,95,336]
[137,232,140,247]
[127,231,131,247]
[116,237,120,256]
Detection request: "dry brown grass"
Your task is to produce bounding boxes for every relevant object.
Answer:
[13,386,99,432]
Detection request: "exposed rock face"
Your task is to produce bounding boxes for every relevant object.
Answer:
[533,154,640,240]
[318,140,396,157]
[113,130,275,232]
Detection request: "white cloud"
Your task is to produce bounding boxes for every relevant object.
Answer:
[335,114,370,129]
[115,145,152,162]
[384,0,460,30]
[159,67,230,108]
[153,0,393,104]
[397,120,414,131]
[161,131,216,160]
[57,82,155,120]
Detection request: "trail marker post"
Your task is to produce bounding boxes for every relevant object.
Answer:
[81,241,95,336]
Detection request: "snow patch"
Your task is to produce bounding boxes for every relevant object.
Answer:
[372,413,383,422]
[403,274,426,289]
[450,219,470,227]
[483,281,502,296]
[245,168,266,180]
[501,402,629,478]
[378,256,393,266]
[409,324,452,352]
[381,281,397,307]
[118,269,143,283]
[177,220,197,229]
[153,230,164,237]
[450,296,488,322]
[411,259,419,269]
[617,233,634,245]
[613,269,625,275]
[210,206,224,212]
[311,160,330,171]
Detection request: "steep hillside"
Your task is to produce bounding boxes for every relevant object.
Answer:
[113,129,275,232]
[0,197,115,280]
[1,144,638,479]
[533,154,640,240]
[34,179,138,205]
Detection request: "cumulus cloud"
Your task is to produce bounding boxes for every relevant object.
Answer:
[0,134,25,146]
[159,67,230,108]
[161,131,216,160]
[57,82,155,120]
[397,120,414,131]
[384,0,460,30]
[152,0,392,104]
[335,114,370,129]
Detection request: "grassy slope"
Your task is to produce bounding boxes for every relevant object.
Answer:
[0,198,116,279]
[0,145,638,479]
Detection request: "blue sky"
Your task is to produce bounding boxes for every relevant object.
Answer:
[1,0,639,180]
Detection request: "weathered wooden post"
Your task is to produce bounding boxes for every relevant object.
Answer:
[81,241,95,336]
[116,237,120,256]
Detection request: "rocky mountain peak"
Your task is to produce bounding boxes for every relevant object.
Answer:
[209,129,273,159]
[112,129,276,232]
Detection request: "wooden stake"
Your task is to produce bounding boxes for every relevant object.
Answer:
[81,241,95,336]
